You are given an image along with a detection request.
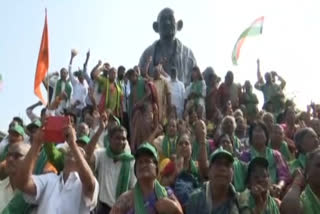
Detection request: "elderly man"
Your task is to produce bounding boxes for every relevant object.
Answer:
[14,124,98,214]
[187,147,242,214]
[0,143,31,213]
[139,8,197,85]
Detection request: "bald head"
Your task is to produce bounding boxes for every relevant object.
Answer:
[153,8,183,40]
[8,143,30,157]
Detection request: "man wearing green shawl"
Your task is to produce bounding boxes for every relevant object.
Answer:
[281,148,320,214]
[93,67,123,117]
[87,124,136,214]
[0,143,31,214]
[51,67,72,114]
[239,157,280,214]
[111,142,183,214]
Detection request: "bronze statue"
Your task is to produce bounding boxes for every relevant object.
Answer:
[139,8,197,85]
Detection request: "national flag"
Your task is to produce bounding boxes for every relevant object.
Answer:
[0,74,3,90]
[34,10,49,104]
[232,16,264,65]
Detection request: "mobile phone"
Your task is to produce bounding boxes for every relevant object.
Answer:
[43,116,69,143]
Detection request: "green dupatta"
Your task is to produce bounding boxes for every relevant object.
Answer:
[1,192,31,214]
[190,80,203,105]
[302,184,320,214]
[250,147,277,184]
[290,153,306,175]
[233,158,247,192]
[133,180,167,214]
[162,135,177,158]
[55,79,72,100]
[105,146,134,199]
[280,141,292,162]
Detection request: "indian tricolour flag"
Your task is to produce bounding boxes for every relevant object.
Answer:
[232,16,264,65]
[0,74,3,90]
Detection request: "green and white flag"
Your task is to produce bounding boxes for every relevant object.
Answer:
[232,16,264,65]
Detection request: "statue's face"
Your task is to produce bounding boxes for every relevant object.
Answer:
[158,10,176,40]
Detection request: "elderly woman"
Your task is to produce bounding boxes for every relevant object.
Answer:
[220,115,242,155]
[111,143,183,214]
[281,147,320,214]
[290,127,319,174]
[240,121,291,198]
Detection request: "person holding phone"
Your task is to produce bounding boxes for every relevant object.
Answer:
[14,123,98,214]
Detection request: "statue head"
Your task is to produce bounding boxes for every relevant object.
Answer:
[153,8,183,41]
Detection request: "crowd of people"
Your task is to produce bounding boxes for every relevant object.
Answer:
[1,48,320,214]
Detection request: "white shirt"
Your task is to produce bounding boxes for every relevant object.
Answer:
[69,65,88,110]
[24,172,98,214]
[0,177,15,212]
[94,148,136,207]
[168,79,185,119]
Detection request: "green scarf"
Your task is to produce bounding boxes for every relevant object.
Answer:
[1,192,31,214]
[105,79,122,115]
[233,136,241,153]
[34,149,48,175]
[280,141,292,162]
[129,77,145,117]
[290,153,306,175]
[190,80,203,105]
[233,158,247,192]
[248,191,280,214]
[302,185,320,214]
[55,79,72,100]
[106,146,134,199]
[0,144,8,162]
[162,135,177,158]
[134,180,167,214]
[251,147,277,184]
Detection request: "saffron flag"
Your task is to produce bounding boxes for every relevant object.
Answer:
[232,16,264,65]
[34,10,49,104]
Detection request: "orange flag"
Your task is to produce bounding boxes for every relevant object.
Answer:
[34,10,49,104]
